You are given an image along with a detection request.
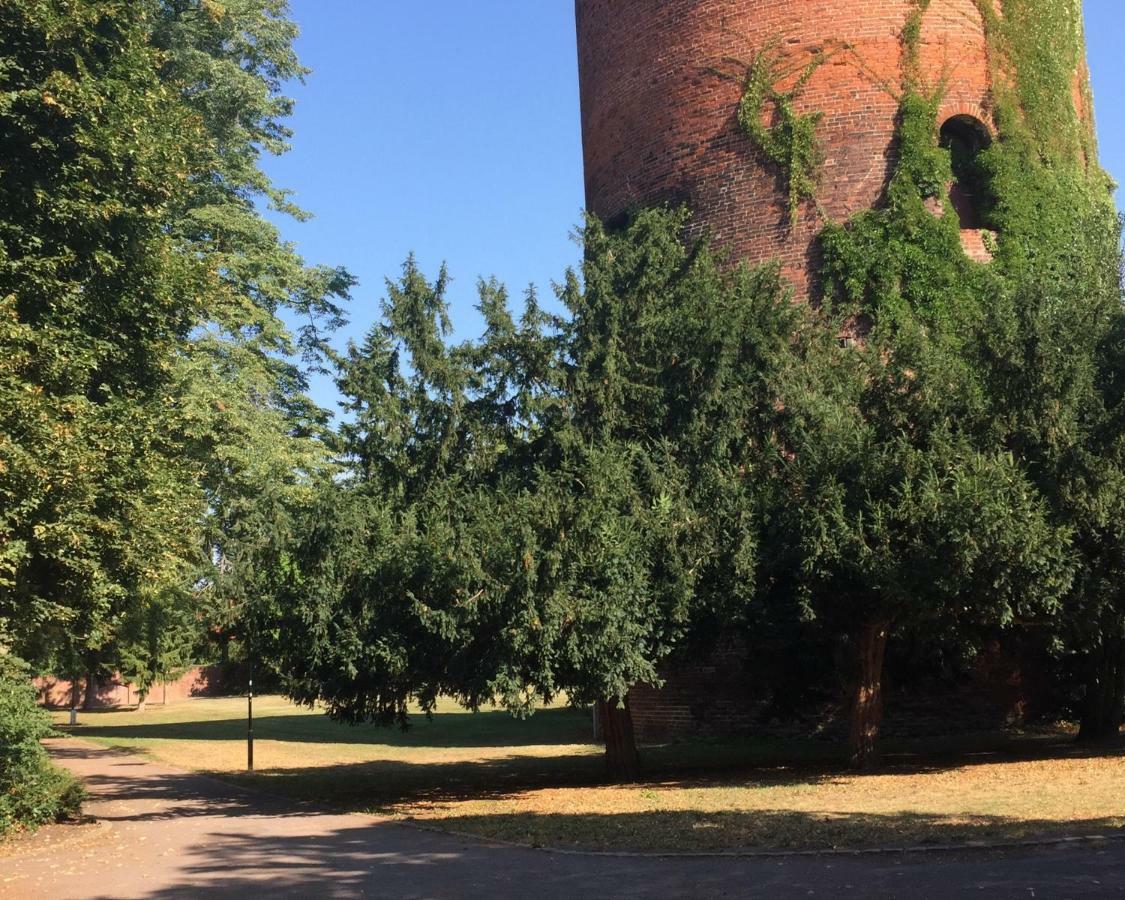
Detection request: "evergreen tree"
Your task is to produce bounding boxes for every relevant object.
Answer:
[798,1,1125,760]
[265,213,803,780]
[262,260,510,726]
[974,215,1125,741]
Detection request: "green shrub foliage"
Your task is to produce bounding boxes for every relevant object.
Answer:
[0,655,83,834]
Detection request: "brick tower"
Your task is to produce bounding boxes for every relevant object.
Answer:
[575,0,1089,299]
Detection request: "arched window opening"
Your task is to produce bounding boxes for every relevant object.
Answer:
[940,115,993,230]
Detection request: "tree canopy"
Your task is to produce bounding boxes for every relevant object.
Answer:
[0,0,350,704]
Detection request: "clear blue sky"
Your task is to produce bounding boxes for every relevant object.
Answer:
[264,2,1125,412]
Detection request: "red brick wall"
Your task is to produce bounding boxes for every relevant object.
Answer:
[35,666,227,709]
[576,0,1005,298]
[628,636,763,742]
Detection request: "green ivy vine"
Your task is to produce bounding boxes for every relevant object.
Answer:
[729,0,1113,286]
[736,40,834,226]
[973,0,1094,167]
[820,0,1116,318]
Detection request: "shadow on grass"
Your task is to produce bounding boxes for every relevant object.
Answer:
[637,730,1125,784]
[62,705,594,748]
[220,751,611,812]
[40,739,1125,896]
[210,732,1125,820]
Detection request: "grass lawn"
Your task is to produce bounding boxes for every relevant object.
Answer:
[55,696,1125,852]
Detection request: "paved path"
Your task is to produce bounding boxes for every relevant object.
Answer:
[2,739,1124,899]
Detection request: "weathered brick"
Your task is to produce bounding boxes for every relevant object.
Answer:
[577,0,1009,298]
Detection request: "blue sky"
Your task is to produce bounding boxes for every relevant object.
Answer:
[265,2,1125,412]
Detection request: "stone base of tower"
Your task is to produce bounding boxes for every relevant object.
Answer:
[625,635,763,743]
[621,635,1049,745]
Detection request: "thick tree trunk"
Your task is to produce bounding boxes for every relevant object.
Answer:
[848,619,890,770]
[597,697,641,782]
[82,669,98,711]
[1077,638,1124,743]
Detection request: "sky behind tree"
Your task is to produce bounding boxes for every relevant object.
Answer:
[264,2,1125,412]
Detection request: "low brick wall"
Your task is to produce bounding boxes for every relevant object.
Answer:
[35,665,227,709]
[626,635,1045,744]
[628,635,763,743]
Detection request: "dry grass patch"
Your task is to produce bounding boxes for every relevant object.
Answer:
[56,696,1125,852]
[412,751,1125,851]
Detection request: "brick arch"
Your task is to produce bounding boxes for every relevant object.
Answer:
[938,101,996,135]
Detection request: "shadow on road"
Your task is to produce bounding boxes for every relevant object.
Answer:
[47,743,319,824]
[94,814,1125,900]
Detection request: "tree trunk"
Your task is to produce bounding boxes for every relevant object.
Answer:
[136,691,148,713]
[82,669,98,711]
[1077,637,1124,743]
[69,679,82,709]
[848,619,890,770]
[597,697,641,782]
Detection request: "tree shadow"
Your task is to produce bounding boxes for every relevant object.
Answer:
[38,739,1125,897]
[211,731,1125,818]
[62,706,594,748]
[220,751,611,813]
[862,730,1125,775]
[643,728,1125,782]
[46,742,319,824]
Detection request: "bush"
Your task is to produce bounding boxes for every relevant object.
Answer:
[0,654,85,834]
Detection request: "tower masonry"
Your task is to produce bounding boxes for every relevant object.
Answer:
[576,0,1092,299]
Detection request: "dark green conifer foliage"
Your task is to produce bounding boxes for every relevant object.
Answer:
[801,0,1124,763]
[261,259,531,727]
[262,211,804,779]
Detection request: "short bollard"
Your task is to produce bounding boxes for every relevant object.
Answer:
[69,707,77,726]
